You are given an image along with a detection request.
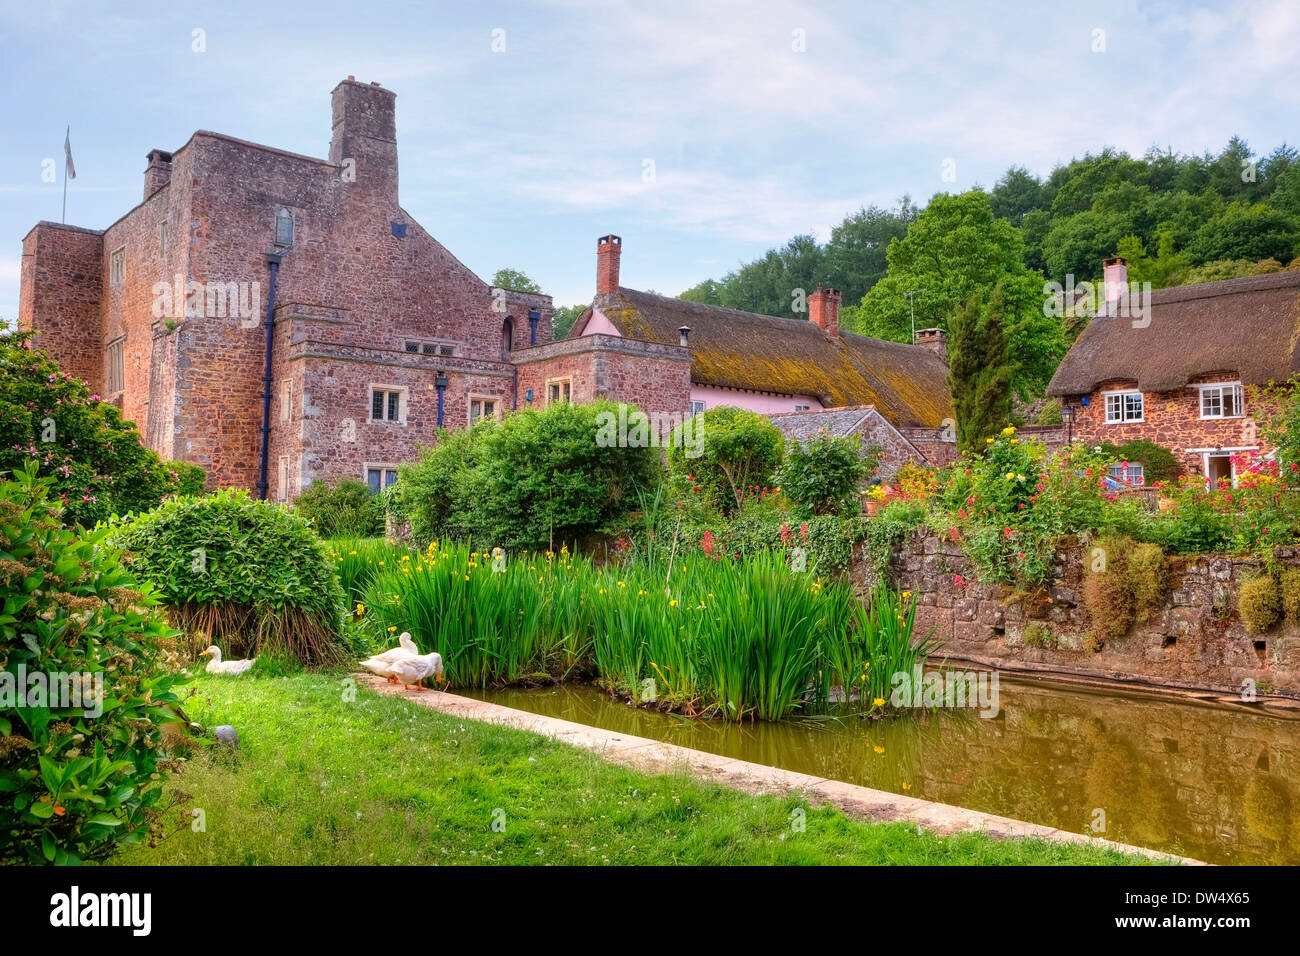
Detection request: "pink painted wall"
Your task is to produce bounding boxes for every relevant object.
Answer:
[581,308,622,337]
[689,384,823,414]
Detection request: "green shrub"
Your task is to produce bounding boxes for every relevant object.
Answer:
[0,328,171,526]
[109,490,350,665]
[667,405,783,516]
[1128,542,1168,623]
[860,499,930,578]
[0,463,186,865]
[164,461,207,496]
[1022,623,1057,649]
[1081,534,1135,646]
[390,400,661,550]
[1095,439,1182,484]
[773,432,874,516]
[1239,575,1282,633]
[1035,399,1063,426]
[294,478,384,538]
[1281,569,1300,625]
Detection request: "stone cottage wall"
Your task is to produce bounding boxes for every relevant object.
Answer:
[853,531,1300,697]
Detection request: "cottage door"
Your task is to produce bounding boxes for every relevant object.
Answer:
[1206,455,1232,489]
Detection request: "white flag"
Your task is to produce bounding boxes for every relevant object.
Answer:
[64,126,76,180]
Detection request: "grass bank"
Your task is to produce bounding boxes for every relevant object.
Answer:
[117,673,1154,865]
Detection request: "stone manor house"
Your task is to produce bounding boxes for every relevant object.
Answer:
[18,77,955,500]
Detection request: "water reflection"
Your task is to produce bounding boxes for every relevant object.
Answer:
[466,679,1300,865]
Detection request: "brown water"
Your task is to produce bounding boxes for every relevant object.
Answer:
[466,678,1300,865]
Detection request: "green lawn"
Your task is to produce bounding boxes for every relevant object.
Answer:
[117,673,1157,866]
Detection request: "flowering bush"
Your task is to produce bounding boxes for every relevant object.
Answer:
[773,431,875,516]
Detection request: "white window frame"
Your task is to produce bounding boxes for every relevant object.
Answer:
[794,403,811,412]
[545,377,572,406]
[109,247,125,286]
[468,394,501,425]
[1198,382,1245,420]
[275,207,294,247]
[364,463,400,494]
[689,400,706,416]
[1102,389,1144,424]
[369,385,407,425]
[1107,462,1145,487]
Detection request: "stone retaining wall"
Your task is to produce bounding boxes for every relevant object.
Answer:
[854,531,1300,697]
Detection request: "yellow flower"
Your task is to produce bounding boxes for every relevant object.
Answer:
[598,588,606,595]
[901,782,912,791]
[1005,472,1015,480]
[1002,426,1016,435]
[617,580,626,588]
[669,599,678,607]
[1010,438,1019,444]
[859,674,866,682]
[464,575,471,581]
[902,590,912,599]
[873,745,885,754]
[355,603,365,615]
[387,626,397,632]
[872,697,885,707]
[349,550,357,556]
[986,437,995,444]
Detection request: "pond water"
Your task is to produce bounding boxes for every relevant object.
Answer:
[466,678,1300,865]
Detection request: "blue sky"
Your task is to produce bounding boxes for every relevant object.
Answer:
[1,0,1297,316]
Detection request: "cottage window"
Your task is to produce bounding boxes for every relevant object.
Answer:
[1200,383,1244,419]
[106,337,125,394]
[689,400,706,416]
[1103,391,1143,423]
[794,403,811,412]
[546,378,572,405]
[469,397,499,425]
[365,466,399,493]
[370,387,405,423]
[275,207,294,247]
[110,247,125,286]
[1107,462,1145,487]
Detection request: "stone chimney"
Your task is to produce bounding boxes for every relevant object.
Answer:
[144,149,173,200]
[915,328,948,363]
[809,286,841,336]
[597,235,622,294]
[1103,256,1128,315]
[329,77,398,204]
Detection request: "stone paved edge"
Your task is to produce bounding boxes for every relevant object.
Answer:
[359,675,1206,866]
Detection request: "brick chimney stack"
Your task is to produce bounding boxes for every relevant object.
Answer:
[1103,256,1128,315]
[144,149,173,200]
[597,235,622,294]
[809,286,841,336]
[329,77,398,204]
[915,328,948,363]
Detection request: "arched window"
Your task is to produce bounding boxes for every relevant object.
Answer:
[275,207,294,247]
[502,317,514,359]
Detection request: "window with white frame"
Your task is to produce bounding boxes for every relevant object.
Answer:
[1104,391,1144,423]
[546,377,572,405]
[365,465,399,493]
[1107,462,1145,487]
[689,400,706,416]
[369,386,405,423]
[106,337,125,394]
[1200,383,1244,419]
[469,396,499,425]
[110,247,125,286]
[794,403,811,412]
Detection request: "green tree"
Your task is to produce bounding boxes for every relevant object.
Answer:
[491,268,543,293]
[1188,202,1299,264]
[773,432,875,516]
[990,166,1046,225]
[947,284,1013,453]
[667,406,783,515]
[0,329,171,526]
[821,199,916,307]
[550,304,587,339]
[857,191,1064,400]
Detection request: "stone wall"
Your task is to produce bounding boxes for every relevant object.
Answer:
[856,531,1300,697]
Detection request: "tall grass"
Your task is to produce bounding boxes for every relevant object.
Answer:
[347,538,940,722]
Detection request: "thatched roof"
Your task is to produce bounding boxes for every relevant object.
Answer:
[571,288,952,427]
[1048,271,1300,395]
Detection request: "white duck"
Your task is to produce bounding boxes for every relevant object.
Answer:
[359,632,419,683]
[198,645,256,675]
[388,650,445,691]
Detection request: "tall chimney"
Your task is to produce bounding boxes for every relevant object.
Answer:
[914,328,948,363]
[1103,256,1128,316]
[329,78,398,204]
[597,235,622,295]
[809,286,841,337]
[144,149,173,200]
